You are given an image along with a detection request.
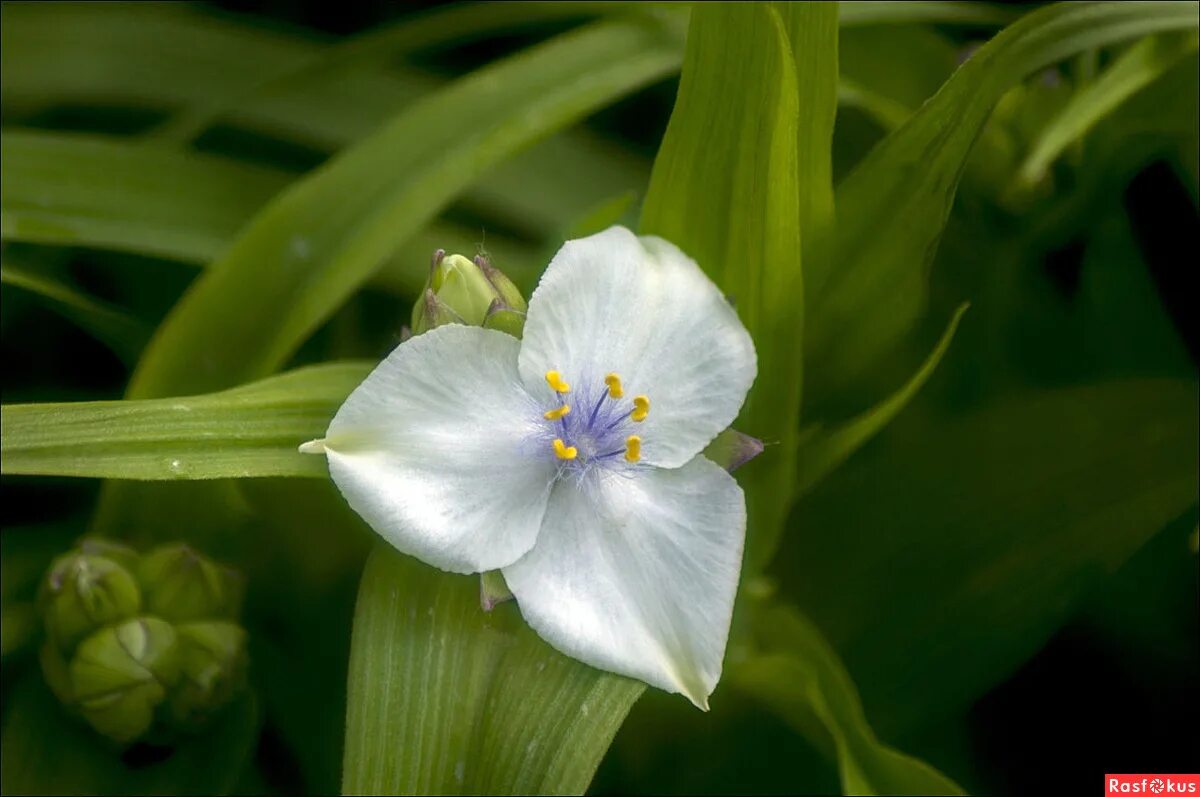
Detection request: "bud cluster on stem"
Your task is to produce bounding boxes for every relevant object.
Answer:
[37,539,248,746]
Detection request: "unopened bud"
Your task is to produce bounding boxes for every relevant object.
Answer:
[411,251,527,334]
[70,617,181,744]
[39,541,142,654]
[137,543,244,623]
[482,299,527,338]
[169,621,248,728]
[474,253,527,313]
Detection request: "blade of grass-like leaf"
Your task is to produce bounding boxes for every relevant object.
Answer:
[807,1,1200,400]
[0,2,654,241]
[733,603,964,796]
[149,1,660,144]
[786,379,1199,734]
[838,24,961,132]
[640,3,806,576]
[778,2,839,243]
[838,1,1016,28]
[0,130,541,295]
[344,545,643,795]
[1,255,149,365]
[0,130,285,264]
[1016,32,1200,186]
[796,303,968,496]
[0,363,369,480]
[125,13,682,400]
[0,676,259,797]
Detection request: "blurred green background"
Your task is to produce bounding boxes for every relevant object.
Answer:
[2,2,1197,795]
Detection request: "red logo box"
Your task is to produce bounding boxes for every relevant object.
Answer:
[1106,775,1200,795]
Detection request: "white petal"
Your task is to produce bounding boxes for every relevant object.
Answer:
[518,226,756,468]
[502,457,745,708]
[321,325,554,574]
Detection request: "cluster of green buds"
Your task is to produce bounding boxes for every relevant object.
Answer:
[411,249,528,338]
[37,538,247,746]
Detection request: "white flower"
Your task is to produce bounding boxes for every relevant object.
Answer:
[301,226,756,708]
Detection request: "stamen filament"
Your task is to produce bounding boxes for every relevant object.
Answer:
[545,370,570,393]
[543,404,571,421]
[624,435,641,463]
[552,438,578,460]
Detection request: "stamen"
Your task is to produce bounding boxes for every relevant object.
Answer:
[553,438,578,460]
[631,395,650,422]
[545,370,570,393]
[604,373,624,399]
[624,435,642,463]
[544,404,571,421]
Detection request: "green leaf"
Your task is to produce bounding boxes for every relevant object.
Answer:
[640,3,807,575]
[147,1,655,144]
[777,2,839,243]
[1016,32,1200,186]
[0,363,368,480]
[125,13,682,401]
[785,379,1199,733]
[807,1,1200,400]
[733,603,964,796]
[0,130,287,264]
[0,674,259,796]
[796,303,968,495]
[838,24,961,131]
[837,1,1016,28]
[343,545,643,795]
[0,131,540,297]
[0,2,654,243]
[1,252,149,365]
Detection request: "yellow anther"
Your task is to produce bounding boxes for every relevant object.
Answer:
[604,373,624,399]
[553,438,578,460]
[631,395,650,422]
[624,435,642,463]
[545,370,570,393]
[544,404,571,421]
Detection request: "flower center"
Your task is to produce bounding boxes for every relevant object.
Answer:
[541,370,648,468]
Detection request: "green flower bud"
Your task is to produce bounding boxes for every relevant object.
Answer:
[482,299,527,338]
[70,617,181,744]
[412,287,468,334]
[39,541,142,654]
[168,621,248,729]
[137,543,244,623]
[411,250,527,334]
[474,253,527,314]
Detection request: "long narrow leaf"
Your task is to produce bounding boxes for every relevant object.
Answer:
[796,303,968,495]
[640,3,806,575]
[0,2,654,239]
[1016,32,1200,186]
[126,13,682,400]
[1,254,149,364]
[733,604,965,796]
[807,1,1200,398]
[1,363,368,480]
[0,130,542,295]
[343,545,643,795]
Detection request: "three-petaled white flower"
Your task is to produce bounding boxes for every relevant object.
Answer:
[302,226,756,708]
